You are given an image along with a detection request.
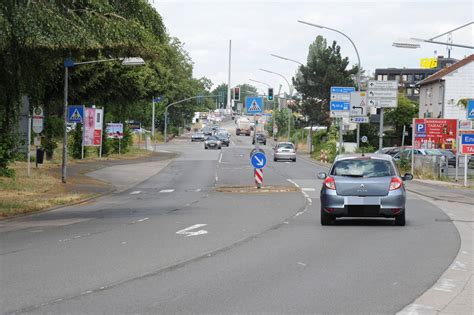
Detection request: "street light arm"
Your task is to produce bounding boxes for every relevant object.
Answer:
[249,78,271,88]
[410,37,474,49]
[73,58,121,66]
[429,21,473,40]
[270,54,304,66]
[298,20,361,91]
[259,68,293,96]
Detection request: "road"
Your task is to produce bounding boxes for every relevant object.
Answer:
[0,119,460,314]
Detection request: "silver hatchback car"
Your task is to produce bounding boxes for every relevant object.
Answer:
[273,142,296,162]
[318,154,413,226]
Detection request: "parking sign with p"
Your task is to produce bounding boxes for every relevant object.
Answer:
[416,123,426,133]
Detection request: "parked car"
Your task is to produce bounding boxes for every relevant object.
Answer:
[273,142,296,162]
[393,148,445,161]
[202,127,213,136]
[204,135,222,149]
[439,149,457,166]
[252,133,266,145]
[469,157,474,169]
[216,133,230,147]
[318,154,413,226]
[191,132,205,142]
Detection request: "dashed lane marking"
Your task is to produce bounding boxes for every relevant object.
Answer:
[130,191,141,195]
[159,189,175,193]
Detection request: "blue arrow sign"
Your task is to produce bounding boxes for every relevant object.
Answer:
[251,152,266,169]
[330,101,350,111]
[67,105,84,123]
[467,100,474,119]
[246,97,263,114]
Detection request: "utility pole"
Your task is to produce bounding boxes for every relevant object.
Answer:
[227,40,232,114]
[152,97,155,138]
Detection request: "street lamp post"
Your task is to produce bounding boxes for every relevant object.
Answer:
[61,57,145,183]
[270,54,304,66]
[259,68,293,97]
[298,20,363,151]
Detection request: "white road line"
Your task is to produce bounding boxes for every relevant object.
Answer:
[302,187,316,192]
[298,262,307,267]
[219,152,223,163]
[176,224,208,237]
[132,217,149,224]
[287,179,300,188]
[215,175,218,182]
[159,189,175,193]
[195,188,201,192]
[130,191,141,195]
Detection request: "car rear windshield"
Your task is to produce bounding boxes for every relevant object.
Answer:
[278,143,294,149]
[331,158,395,178]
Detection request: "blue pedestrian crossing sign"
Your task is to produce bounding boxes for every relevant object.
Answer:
[246,97,263,114]
[468,99,474,119]
[67,105,84,123]
[251,151,266,169]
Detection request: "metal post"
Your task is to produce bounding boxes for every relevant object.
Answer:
[61,66,68,183]
[339,117,343,154]
[164,109,168,143]
[27,117,31,177]
[118,138,121,155]
[455,126,459,181]
[99,107,103,158]
[81,119,85,159]
[152,97,155,138]
[464,155,468,187]
[379,108,384,150]
[227,40,232,113]
[356,124,360,149]
[401,125,406,147]
[411,118,415,175]
[288,109,291,142]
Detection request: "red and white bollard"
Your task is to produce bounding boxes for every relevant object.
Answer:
[255,168,263,188]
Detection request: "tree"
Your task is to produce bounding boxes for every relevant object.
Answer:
[385,95,419,145]
[293,36,358,127]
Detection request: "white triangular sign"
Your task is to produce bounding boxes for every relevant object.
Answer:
[360,99,366,107]
[70,109,82,121]
[248,100,260,111]
[470,108,474,116]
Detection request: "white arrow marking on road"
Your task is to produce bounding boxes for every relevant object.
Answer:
[254,156,264,166]
[176,224,208,237]
[132,217,149,224]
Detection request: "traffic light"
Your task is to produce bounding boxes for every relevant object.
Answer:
[234,87,240,101]
[268,88,274,100]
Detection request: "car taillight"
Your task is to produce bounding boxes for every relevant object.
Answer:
[323,177,336,190]
[390,177,403,190]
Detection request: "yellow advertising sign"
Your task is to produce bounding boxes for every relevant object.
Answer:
[420,57,438,69]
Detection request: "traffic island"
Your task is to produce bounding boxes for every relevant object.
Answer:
[215,185,298,194]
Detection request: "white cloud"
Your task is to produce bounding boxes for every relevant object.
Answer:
[152,0,474,93]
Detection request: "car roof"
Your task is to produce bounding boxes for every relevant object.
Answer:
[277,142,293,145]
[335,154,394,162]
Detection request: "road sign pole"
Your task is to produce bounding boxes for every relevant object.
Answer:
[339,117,343,154]
[61,66,68,183]
[152,97,155,138]
[379,108,384,150]
[455,125,459,181]
[356,124,360,148]
[464,155,468,187]
[401,125,406,147]
[411,118,415,175]
[27,116,31,177]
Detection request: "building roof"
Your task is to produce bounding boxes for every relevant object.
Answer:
[419,54,474,86]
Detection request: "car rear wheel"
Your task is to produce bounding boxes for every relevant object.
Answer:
[395,211,406,226]
[292,158,296,162]
[321,210,334,226]
[204,146,208,150]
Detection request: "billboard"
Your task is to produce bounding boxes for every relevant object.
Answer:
[106,123,124,139]
[84,108,103,146]
[414,118,458,150]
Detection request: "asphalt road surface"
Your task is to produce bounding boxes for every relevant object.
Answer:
[0,120,460,314]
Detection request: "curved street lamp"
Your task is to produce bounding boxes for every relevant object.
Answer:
[259,68,293,97]
[249,78,271,88]
[270,54,304,66]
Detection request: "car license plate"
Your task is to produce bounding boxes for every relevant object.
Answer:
[344,196,380,205]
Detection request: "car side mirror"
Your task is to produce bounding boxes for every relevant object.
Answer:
[402,173,413,181]
[317,172,327,180]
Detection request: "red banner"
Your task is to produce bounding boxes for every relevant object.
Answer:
[414,118,458,150]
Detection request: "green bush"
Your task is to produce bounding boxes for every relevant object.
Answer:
[70,124,83,159]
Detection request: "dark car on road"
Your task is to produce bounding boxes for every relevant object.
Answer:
[202,127,213,136]
[191,132,205,142]
[318,154,413,226]
[204,135,222,150]
[252,133,266,145]
[216,133,230,147]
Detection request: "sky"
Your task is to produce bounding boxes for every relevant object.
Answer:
[152,0,473,95]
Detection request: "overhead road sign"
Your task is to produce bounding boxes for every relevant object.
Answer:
[350,92,368,117]
[246,96,263,114]
[460,130,474,154]
[467,99,474,119]
[251,151,267,169]
[68,105,84,123]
